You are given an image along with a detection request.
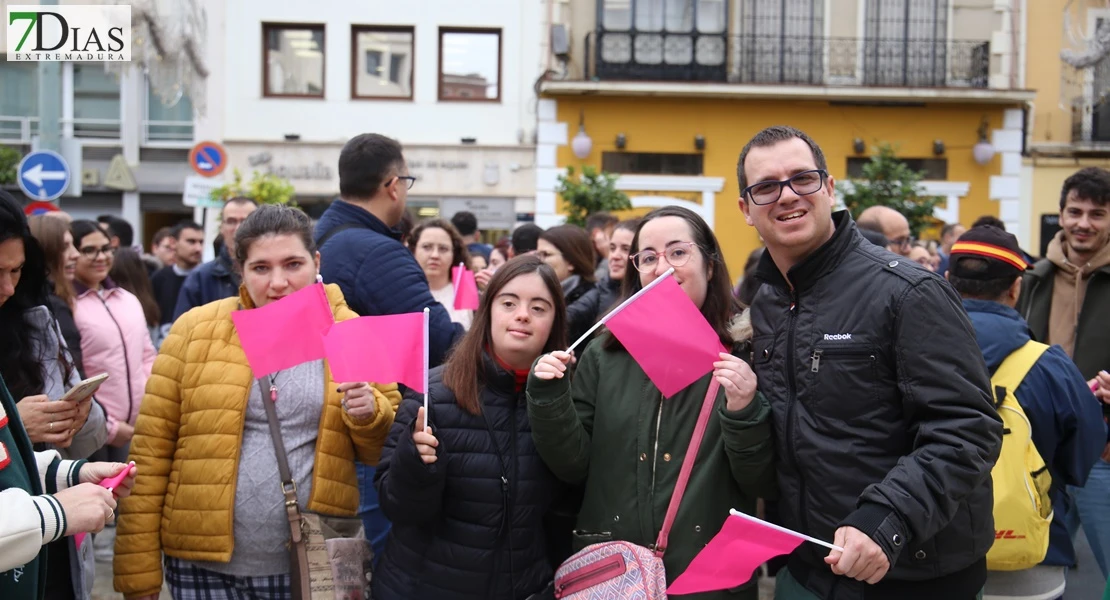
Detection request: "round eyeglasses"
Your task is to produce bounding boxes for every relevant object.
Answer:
[742,169,828,206]
[630,241,698,273]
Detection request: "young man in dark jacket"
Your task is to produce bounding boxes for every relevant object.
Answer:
[314,133,464,562]
[173,197,258,320]
[736,125,1002,600]
[1016,167,1110,578]
[947,225,1105,600]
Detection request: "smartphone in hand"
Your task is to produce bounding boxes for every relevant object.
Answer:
[58,373,109,403]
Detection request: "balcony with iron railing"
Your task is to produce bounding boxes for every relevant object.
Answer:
[0,116,194,147]
[583,31,991,89]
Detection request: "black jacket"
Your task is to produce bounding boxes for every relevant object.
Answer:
[150,266,186,326]
[373,356,559,600]
[566,275,620,345]
[173,249,240,321]
[750,212,1001,600]
[46,292,84,379]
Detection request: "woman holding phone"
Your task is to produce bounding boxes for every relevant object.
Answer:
[115,205,399,600]
[1,190,111,600]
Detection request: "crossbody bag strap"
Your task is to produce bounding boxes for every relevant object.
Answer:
[653,378,720,557]
[258,376,306,547]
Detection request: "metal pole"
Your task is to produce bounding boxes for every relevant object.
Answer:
[36,0,61,152]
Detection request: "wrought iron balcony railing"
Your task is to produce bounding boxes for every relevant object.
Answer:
[585,32,990,89]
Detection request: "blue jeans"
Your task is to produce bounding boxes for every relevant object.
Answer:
[357,463,391,566]
[1068,459,1110,579]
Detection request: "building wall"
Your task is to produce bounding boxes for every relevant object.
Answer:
[1026,0,1070,146]
[219,0,542,146]
[545,95,1011,275]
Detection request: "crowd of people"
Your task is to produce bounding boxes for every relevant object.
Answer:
[0,125,1108,600]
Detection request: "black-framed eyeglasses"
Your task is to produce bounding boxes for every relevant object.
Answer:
[630,241,699,273]
[78,245,114,259]
[392,175,417,190]
[742,169,828,206]
[889,235,914,249]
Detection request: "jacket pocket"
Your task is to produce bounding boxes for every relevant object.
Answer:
[807,342,879,420]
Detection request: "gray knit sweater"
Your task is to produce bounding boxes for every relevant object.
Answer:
[192,359,325,576]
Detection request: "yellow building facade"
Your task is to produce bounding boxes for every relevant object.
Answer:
[536,0,1034,274]
[1023,0,1110,256]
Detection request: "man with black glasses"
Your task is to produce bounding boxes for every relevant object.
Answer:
[857,205,913,257]
[736,125,1002,600]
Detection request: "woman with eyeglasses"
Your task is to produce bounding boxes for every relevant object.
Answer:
[527,206,776,600]
[408,218,474,331]
[70,220,155,462]
[536,225,596,343]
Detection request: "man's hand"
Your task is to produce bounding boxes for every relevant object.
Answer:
[54,483,116,536]
[824,526,891,584]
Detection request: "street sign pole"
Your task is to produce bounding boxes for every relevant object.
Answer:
[36,0,61,153]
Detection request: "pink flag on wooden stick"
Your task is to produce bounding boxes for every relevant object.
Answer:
[668,510,840,595]
[603,271,725,398]
[231,283,334,377]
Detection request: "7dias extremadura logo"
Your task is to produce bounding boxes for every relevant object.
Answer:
[6,5,131,61]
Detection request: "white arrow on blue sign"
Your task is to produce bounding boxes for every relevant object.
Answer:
[17,150,71,201]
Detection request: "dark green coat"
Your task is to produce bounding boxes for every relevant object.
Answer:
[526,336,776,600]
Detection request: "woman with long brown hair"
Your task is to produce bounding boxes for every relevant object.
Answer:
[28,215,83,374]
[108,248,161,347]
[374,255,566,600]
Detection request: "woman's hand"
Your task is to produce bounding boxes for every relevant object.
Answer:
[110,422,134,448]
[413,406,438,465]
[339,382,377,421]
[17,395,78,446]
[714,352,758,412]
[532,351,575,380]
[79,461,137,499]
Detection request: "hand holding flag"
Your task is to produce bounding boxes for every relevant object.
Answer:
[668,510,842,596]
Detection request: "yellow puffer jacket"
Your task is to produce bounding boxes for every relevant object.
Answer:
[113,284,400,598]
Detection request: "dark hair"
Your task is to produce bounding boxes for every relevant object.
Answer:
[493,235,511,257]
[613,218,640,235]
[234,204,316,265]
[0,190,50,400]
[398,210,416,246]
[339,133,405,200]
[947,256,1019,301]
[172,220,204,239]
[152,226,175,247]
[71,219,108,250]
[736,125,828,193]
[442,255,568,415]
[110,248,160,327]
[971,215,1006,230]
[98,215,134,247]
[450,211,479,236]
[605,206,739,351]
[407,219,472,282]
[28,215,77,308]
[1061,167,1110,210]
[223,196,259,218]
[540,225,597,284]
[586,211,619,233]
[511,223,543,255]
[940,223,963,239]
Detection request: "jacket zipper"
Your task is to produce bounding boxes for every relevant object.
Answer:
[649,393,664,509]
[784,294,810,536]
[810,347,874,373]
[554,554,624,597]
[97,292,135,424]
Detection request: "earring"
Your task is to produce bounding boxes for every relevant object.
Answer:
[316,273,324,284]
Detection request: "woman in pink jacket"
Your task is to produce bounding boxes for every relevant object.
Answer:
[70,220,155,461]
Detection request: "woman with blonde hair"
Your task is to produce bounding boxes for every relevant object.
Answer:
[29,215,83,374]
[115,204,400,600]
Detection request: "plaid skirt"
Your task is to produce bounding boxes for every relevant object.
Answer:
[164,557,291,600]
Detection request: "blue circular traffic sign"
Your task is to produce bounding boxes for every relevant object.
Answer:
[189,141,228,177]
[17,150,71,201]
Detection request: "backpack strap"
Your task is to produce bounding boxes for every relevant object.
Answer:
[992,341,1050,406]
[653,378,721,557]
[316,223,365,249]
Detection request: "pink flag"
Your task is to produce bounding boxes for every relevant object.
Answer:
[231,283,334,377]
[453,263,480,310]
[668,512,805,595]
[323,313,425,392]
[605,275,725,398]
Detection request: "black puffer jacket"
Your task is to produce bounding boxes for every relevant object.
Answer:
[373,355,559,600]
[566,274,621,344]
[750,212,1001,600]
